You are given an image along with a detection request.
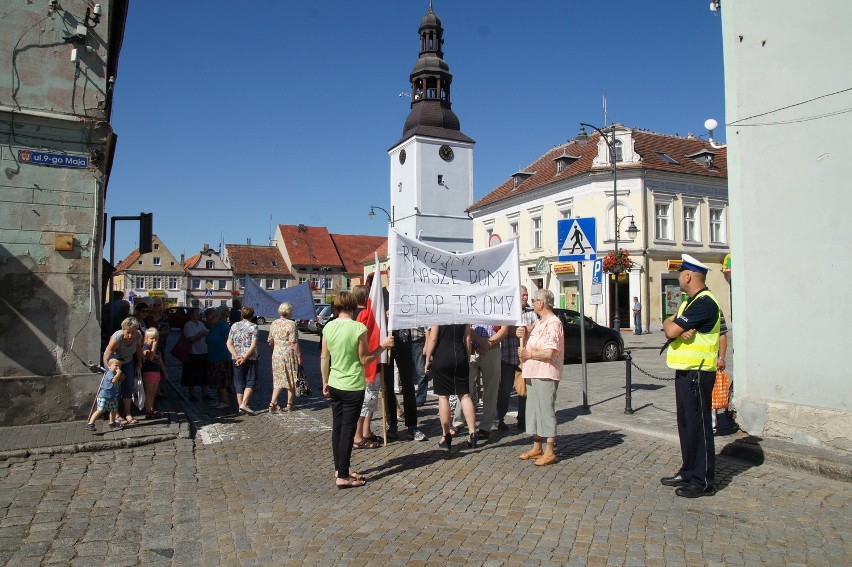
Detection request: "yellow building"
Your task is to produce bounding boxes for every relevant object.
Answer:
[469,125,730,332]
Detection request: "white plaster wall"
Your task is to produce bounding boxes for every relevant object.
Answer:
[722,0,852,451]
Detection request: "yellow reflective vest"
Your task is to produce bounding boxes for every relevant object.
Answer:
[666,289,720,371]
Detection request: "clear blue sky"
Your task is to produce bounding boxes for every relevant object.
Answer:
[107,0,725,261]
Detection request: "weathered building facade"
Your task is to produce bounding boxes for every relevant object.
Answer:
[0,1,128,425]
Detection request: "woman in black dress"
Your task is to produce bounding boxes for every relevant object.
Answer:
[424,324,478,451]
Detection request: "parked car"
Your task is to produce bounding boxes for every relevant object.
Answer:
[308,304,335,335]
[299,304,328,333]
[165,306,192,329]
[553,308,624,362]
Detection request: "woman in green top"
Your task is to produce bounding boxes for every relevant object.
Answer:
[321,291,394,489]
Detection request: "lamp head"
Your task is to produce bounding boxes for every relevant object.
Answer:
[368,208,376,220]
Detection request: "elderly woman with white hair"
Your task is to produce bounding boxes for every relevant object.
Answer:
[268,301,302,412]
[516,288,564,466]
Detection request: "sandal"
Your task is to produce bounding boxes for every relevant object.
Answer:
[269,402,280,414]
[287,403,297,411]
[353,440,381,449]
[124,416,138,425]
[146,411,163,419]
[336,478,366,489]
[114,417,127,426]
[366,434,383,443]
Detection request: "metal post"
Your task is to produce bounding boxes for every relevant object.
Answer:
[610,129,621,332]
[578,262,589,409]
[624,349,634,414]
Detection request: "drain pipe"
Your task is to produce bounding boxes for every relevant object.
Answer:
[641,169,651,333]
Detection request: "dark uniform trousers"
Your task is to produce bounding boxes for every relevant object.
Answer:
[383,334,418,430]
[674,369,716,490]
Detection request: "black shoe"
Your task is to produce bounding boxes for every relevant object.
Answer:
[468,432,478,449]
[497,420,508,430]
[675,484,716,498]
[438,435,452,453]
[660,474,689,487]
[386,425,398,440]
[476,429,490,440]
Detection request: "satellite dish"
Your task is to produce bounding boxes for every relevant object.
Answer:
[704,118,718,131]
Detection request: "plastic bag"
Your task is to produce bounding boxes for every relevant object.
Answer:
[132,368,146,411]
[295,365,311,398]
[712,370,730,410]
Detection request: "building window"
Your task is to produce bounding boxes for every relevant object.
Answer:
[218,279,227,290]
[135,276,145,289]
[655,203,672,240]
[205,260,214,269]
[299,277,307,284]
[168,276,178,290]
[613,140,623,162]
[239,278,246,289]
[151,276,162,289]
[710,208,725,243]
[154,243,159,250]
[220,299,228,307]
[191,299,200,308]
[191,279,200,290]
[560,209,571,220]
[152,257,161,266]
[279,280,287,289]
[204,299,213,308]
[532,217,542,250]
[265,278,274,290]
[510,222,518,238]
[683,205,699,242]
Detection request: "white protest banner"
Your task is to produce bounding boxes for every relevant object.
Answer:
[388,229,521,330]
[242,279,316,322]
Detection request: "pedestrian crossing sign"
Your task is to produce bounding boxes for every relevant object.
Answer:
[557,218,597,262]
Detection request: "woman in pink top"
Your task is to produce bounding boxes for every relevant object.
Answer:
[517,288,564,466]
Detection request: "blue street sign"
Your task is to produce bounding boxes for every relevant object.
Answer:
[557,218,597,262]
[18,150,89,169]
[592,258,603,286]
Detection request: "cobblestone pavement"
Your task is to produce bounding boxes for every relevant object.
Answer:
[1,331,850,565]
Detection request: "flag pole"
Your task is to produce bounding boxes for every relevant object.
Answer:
[379,363,387,446]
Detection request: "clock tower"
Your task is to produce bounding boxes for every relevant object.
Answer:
[389,4,475,252]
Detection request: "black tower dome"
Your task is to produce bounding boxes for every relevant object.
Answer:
[395,4,474,146]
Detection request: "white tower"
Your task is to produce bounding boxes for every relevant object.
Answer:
[388,4,474,252]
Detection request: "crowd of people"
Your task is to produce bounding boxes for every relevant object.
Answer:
[93,251,725,497]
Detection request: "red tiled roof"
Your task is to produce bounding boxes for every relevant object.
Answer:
[359,240,388,265]
[115,249,140,271]
[225,245,291,276]
[183,253,201,270]
[278,225,343,268]
[470,127,727,210]
[331,234,387,274]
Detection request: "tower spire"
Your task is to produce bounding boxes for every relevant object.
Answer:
[394,4,473,146]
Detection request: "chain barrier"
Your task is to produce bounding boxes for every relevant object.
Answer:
[629,358,676,382]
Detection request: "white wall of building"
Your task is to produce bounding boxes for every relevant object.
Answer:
[722,0,852,452]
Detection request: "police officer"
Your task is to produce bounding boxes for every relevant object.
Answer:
[660,254,721,498]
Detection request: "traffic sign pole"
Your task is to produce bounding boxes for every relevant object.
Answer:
[578,261,589,409]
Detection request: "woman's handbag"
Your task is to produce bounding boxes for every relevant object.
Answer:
[513,368,527,397]
[712,370,730,410]
[132,368,146,411]
[295,365,311,398]
[170,333,191,363]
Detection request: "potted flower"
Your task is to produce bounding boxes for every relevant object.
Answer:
[602,248,633,274]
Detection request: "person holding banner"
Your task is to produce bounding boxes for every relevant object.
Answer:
[517,288,564,467]
[321,292,394,488]
[424,324,478,451]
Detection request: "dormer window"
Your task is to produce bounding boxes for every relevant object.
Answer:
[685,149,717,170]
[512,171,534,189]
[612,140,623,163]
[250,260,257,265]
[271,260,278,267]
[554,153,580,174]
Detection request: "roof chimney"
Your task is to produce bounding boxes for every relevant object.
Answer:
[247,238,252,245]
[203,243,210,252]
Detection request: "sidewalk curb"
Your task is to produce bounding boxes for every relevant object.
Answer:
[0,429,184,462]
[721,436,852,484]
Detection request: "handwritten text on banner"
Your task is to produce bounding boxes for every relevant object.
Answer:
[388,230,521,330]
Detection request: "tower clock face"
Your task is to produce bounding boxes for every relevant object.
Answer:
[399,149,406,164]
[439,145,454,161]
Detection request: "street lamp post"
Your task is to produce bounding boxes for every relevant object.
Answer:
[576,123,631,330]
[368,205,394,227]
